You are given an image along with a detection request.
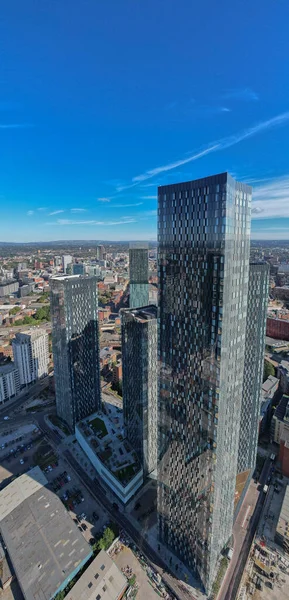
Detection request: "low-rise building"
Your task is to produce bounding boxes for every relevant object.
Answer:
[277,360,289,396]
[76,411,143,503]
[113,361,122,384]
[275,485,289,551]
[267,316,289,340]
[64,550,127,600]
[100,347,118,368]
[0,363,20,403]
[0,280,19,297]
[0,467,93,600]
[262,375,279,400]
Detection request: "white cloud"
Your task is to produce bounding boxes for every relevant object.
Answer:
[49,210,65,216]
[70,208,87,213]
[223,88,259,101]
[48,218,137,226]
[0,123,33,129]
[126,111,289,186]
[252,175,289,218]
[27,210,34,216]
[141,196,157,200]
[110,202,144,208]
[98,197,111,203]
[37,207,47,211]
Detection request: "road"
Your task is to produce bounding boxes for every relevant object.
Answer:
[0,375,51,417]
[0,322,51,335]
[220,457,272,600]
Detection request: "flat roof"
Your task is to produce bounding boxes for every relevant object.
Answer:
[276,485,289,542]
[0,362,17,376]
[262,376,279,393]
[64,550,127,600]
[0,467,92,600]
[121,305,157,323]
[76,410,141,487]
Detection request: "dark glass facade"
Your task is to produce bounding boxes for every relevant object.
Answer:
[129,244,149,308]
[121,305,158,475]
[50,275,101,431]
[237,262,269,474]
[157,173,251,592]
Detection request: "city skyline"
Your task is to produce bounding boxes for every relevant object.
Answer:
[1,1,289,242]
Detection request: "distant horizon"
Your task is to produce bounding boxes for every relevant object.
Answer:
[0,236,289,246]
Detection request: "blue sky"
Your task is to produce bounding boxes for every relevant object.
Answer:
[1,0,289,242]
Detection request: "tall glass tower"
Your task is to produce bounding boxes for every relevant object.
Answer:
[121,305,158,475]
[50,275,101,431]
[237,262,269,476]
[129,243,149,308]
[157,173,251,592]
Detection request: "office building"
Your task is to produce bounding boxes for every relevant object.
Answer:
[96,244,106,261]
[72,263,85,275]
[50,275,101,430]
[129,243,149,308]
[0,363,20,403]
[12,329,49,385]
[62,254,72,274]
[237,263,269,475]
[0,467,92,600]
[0,280,19,297]
[157,173,251,592]
[121,306,158,475]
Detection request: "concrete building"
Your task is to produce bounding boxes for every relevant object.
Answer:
[237,263,269,475]
[129,243,149,308]
[50,275,101,430]
[271,394,289,444]
[275,485,289,551]
[64,550,127,600]
[62,254,73,273]
[0,467,92,600]
[262,375,279,400]
[113,361,122,384]
[12,329,49,385]
[96,245,106,261]
[0,280,19,297]
[72,263,85,275]
[0,363,20,403]
[266,317,289,341]
[157,173,251,592]
[121,305,158,476]
[76,411,143,503]
[277,360,289,395]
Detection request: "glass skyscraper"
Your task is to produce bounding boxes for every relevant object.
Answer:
[121,305,158,475]
[129,243,149,308]
[237,262,269,475]
[157,173,251,592]
[50,275,101,431]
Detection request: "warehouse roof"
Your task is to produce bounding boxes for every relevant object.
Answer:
[64,550,127,600]
[0,467,92,600]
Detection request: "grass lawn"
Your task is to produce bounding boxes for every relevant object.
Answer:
[114,463,137,482]
[211,557,229,598]
[49,414,71,436]
[90,417,108,437]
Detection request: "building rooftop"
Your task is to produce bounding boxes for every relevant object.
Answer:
[0,466,92,600]
[0,362,17,376]
[121,305,157,323]
[64,550,127,600]
[13,327,47,340]
[262,375,279,394]
[76,409,141,487]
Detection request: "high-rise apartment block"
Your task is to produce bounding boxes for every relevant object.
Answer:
[62,255,72,274]
[237,262,269,476]
[12,329,49,386]
[121,305,158,475]
[50,275,101,430]
[96,245,106,261]
[157,173,251,592]
[0,363,20,403]
[129,243,149,308]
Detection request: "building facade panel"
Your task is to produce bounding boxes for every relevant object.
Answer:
[129,244,149,308]
[50,275,101,430]
[157,173,251,592]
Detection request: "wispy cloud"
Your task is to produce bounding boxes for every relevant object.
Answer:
[141,195,157,200]
[223,88,259,101]
[46,217,137,226]
[125,111,289,186]
[110,202,143,208]
[252,175,289,218]
[0,123,33,129]
[37,207,47,212]
[49,210,65,216]
[141,183,159,188]
[27,210,34,216]
[98,197,111,203]
[70,208,87,213]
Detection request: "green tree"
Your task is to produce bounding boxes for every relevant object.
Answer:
[263,359,275,382]
[97,527,115,551]
[9,306,21,315]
